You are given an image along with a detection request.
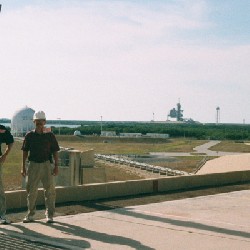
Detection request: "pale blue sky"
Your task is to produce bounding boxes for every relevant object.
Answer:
[1,0,250,123]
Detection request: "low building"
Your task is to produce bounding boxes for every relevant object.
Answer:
[119,133,142,138]
[145,133,169,138]
[101,131,116,137]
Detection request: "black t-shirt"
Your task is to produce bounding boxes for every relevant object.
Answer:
[0,125,14,156]
[22,130,60,163]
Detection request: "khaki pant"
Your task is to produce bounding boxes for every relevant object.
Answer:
[26,161,56,217]
[0,163,6,217]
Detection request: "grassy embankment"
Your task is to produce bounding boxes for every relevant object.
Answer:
[2,137,250,191]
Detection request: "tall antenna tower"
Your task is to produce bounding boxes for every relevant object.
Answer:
[216,107,220,124]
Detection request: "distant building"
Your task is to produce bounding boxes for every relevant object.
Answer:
[119,133,142,138]
[101,131,116,137]
[145,133,169,139]
[11,106,35,136]
[74,130,81,136]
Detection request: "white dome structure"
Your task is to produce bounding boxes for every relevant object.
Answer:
[73,130,81,136]
[11,106,35,136]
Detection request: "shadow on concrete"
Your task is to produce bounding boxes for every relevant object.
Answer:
[49,221,154,250]
[0,224,90,249]
[0,232,60,250]
[1,221,154,250]
[114,207,250,239]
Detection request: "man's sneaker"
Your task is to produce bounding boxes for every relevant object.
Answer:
[0,216,11,225]
[23,216,34,223]
[46,216,53,223]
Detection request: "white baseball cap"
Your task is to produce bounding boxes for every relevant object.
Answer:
[33,110,46,120]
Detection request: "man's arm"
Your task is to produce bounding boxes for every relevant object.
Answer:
[52,151,59,176]
[21,151,29,177]
[0,143,13,164]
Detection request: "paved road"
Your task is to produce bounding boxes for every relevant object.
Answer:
[193,140,243,156]
[150,140,243,157]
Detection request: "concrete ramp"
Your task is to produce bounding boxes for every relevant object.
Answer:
[197,153,250,174]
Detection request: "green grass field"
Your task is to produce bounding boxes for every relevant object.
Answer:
[2,136,250,191]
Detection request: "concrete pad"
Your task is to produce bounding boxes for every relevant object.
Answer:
[1,190,250,249]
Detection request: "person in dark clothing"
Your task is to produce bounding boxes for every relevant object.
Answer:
[0,125,14,224]
[21,111,60,223]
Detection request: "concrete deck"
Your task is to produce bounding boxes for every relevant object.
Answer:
[1,189,250,250]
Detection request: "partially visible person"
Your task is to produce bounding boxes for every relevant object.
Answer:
[0,125,14,224]
[21,111,60,223]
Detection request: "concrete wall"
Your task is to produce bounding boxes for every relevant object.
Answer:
[81,149,94,168]
[80,168,106,184]
[57,149,95,186]
[6,170,250,210]
[157,171,250,192]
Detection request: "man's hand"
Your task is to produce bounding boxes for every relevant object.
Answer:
[52,165,59,176]
[21,167,26,177]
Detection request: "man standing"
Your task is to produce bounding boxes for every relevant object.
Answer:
[0,124,14,224]
[21,111,60,223]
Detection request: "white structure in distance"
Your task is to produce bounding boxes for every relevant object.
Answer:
[101,131,169,138]
[74,130,81,136]
[11,106,35,136]
[101,131,116,137]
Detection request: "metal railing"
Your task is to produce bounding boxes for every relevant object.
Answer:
[95,154,189,176]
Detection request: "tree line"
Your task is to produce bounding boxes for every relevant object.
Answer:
[51,122,250,140]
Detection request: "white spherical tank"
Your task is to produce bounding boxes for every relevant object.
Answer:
[11,106,35,136]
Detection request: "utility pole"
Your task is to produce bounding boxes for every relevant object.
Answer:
[216,107,220,125]
[100,116,103,134]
